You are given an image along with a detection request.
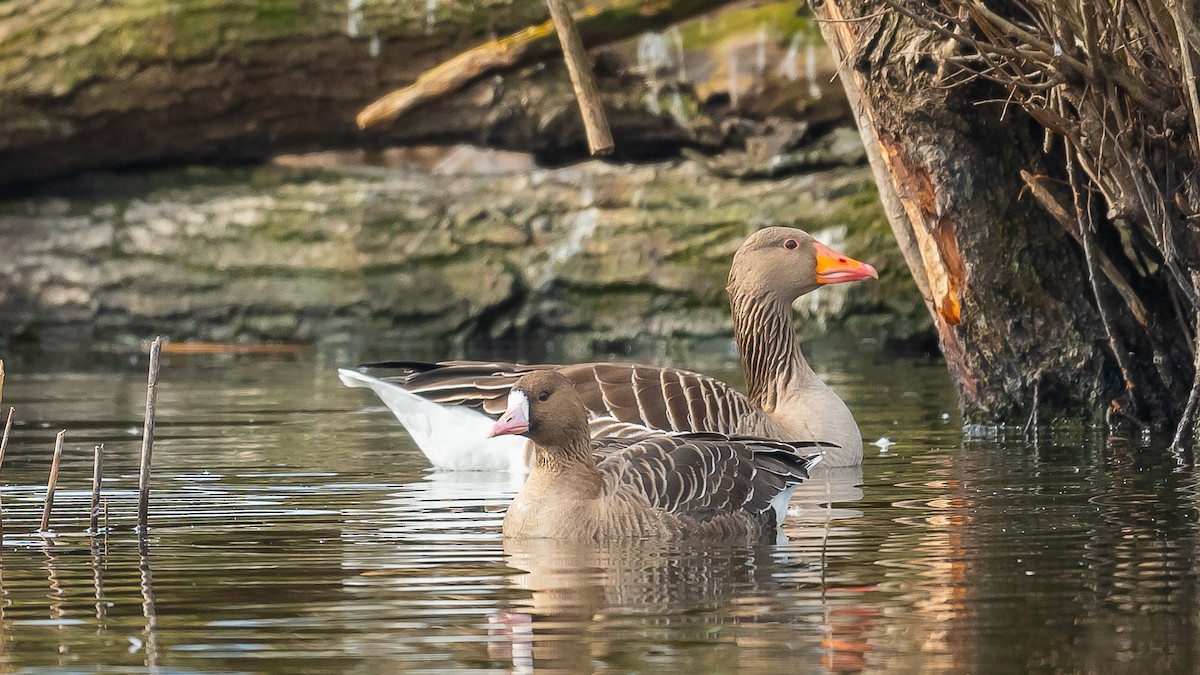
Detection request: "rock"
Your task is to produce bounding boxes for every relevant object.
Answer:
[0,156,927,354]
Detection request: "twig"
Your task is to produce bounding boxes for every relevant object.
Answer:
[1024,370,1041,438]
[545,0,613,156]
[812,9,890,24]
[0,406,13,476]
[1071,159,1142,424]
[89,443,104,533]
[1171,276,1200,454]
[0,359,5,409]
[137,336,163,531]
[40,430,65,532]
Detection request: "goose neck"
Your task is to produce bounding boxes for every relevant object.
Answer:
[530,439,603,492]
[728,288,816,411]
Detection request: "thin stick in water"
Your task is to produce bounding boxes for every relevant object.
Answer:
[137,336,164,531]
[90,443,104,533]
[0,406,13,477]
[40,430,66,532]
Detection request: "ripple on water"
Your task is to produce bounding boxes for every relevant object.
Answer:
[0,350,1196,672]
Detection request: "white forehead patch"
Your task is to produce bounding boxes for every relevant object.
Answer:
[507,389,529,415]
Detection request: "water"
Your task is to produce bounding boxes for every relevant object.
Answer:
[0,339,1196,672]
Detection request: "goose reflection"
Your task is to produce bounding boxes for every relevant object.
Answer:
[494,537,782,672]
[488,464,869,672]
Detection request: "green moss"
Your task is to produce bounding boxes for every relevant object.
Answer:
[0,0,554,97]
[678,1,820,51]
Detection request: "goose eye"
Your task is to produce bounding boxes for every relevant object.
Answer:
[784,238,799,250]
[537,390,550,402]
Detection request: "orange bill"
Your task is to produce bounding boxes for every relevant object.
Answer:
[814,241,879,285]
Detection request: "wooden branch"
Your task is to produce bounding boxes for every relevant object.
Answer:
[546,0,613,156]
[356,0,731,130]
[357,15,566,129]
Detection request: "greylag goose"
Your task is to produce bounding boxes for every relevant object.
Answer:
[491,371,824,540]
[339,227,876,471]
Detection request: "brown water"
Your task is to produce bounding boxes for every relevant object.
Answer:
[0,339,1196,673]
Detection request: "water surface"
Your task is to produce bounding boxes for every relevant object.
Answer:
[0,340,1195,672]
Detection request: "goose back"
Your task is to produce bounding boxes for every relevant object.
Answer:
[505,432,824,541]
[366,360,784,439]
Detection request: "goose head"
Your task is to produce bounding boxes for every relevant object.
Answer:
[727,227,878,302]
[489,371,590,449]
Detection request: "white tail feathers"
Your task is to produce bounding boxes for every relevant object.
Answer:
[338,369,530,472]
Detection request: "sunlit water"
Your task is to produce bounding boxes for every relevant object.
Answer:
[0,339,1196,672]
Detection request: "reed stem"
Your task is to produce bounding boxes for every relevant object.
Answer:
[0,406,13,477]
[137,336,163,531]
[40,430,66,532]
[90,443,104,533]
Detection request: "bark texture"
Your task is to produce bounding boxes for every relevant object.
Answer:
[810,0,1181,426]
[0,158,919,354]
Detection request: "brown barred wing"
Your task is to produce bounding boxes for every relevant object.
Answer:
[596,435,758,521]
[595,434,826,521]
[559,363,764,436]
[362,360,766,436]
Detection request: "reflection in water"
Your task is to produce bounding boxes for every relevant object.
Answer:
[0,345,1196,671]
[41,543,66,666]
[946,437,1200,672]
[492,466,868,672]
[498,538,823,672]
[90,538,105,624]
[138,534,160,673]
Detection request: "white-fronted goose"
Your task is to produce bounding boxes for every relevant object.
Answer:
[339,226,877,470]
[492,371,823,541]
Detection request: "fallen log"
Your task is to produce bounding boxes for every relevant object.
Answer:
[0,0,729,187]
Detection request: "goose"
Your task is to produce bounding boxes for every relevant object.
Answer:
[339,226,877,471]
[491,371,824,540]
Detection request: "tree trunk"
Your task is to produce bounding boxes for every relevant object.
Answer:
[812,0,1195,429]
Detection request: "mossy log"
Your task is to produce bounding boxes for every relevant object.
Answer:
[2,0,830,188]
[0,159,922,354]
